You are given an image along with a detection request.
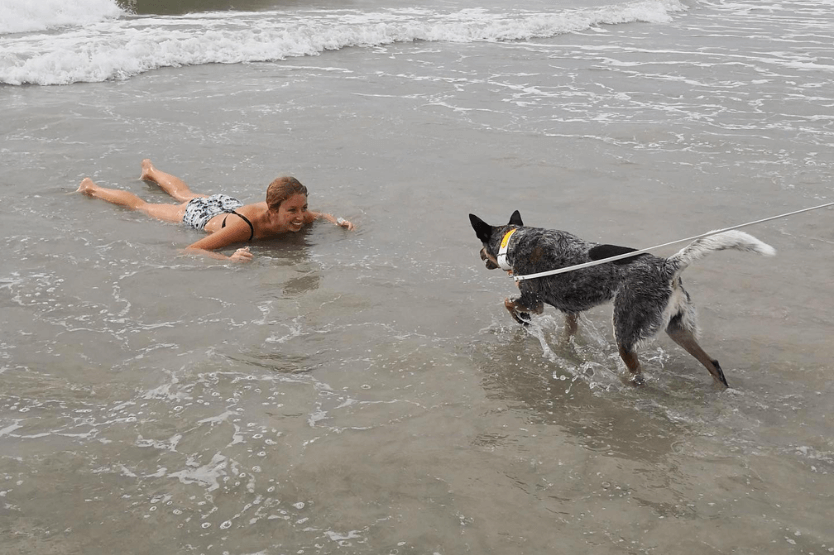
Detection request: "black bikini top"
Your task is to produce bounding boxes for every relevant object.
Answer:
[221,210,255,242]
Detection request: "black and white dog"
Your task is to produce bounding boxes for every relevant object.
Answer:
[469,211,775,387]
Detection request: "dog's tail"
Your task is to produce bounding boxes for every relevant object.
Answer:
[666,230,776,275]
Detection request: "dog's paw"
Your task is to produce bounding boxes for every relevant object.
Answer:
[629,373,645,387]
[512,312,532,326]
[712,359,729,388]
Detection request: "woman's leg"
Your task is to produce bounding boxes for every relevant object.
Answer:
[139,159,205,203]
[77,178,186,223]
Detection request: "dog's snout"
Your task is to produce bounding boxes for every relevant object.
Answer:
[480,248,499,270]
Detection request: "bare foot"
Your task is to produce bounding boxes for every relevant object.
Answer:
[76,178,97,196]
[139,159,155,182]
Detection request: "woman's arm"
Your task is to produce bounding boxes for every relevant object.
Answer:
[182,220,254,262]
[307,211,354,230]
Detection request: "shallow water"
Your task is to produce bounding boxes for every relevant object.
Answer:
[2,0,834,553]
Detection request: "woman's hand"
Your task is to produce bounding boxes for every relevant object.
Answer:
[336,217,355,230]
[308,212,355,230]
[229,247,253,263]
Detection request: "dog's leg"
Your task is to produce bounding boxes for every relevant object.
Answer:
[504,298,530,325]
[504,296,543,326]
[617,344,644,386]
[563,312,579,338]
[665,320,728,387]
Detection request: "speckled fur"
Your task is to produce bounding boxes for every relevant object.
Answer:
[469,211,775,387]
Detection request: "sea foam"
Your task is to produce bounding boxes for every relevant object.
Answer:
[0,0,125,35]
[0,0,686,85]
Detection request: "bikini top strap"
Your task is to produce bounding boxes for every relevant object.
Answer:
[221,210,255,242]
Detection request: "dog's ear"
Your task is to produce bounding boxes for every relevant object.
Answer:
[469,214,493,244]
[508,210,523,227]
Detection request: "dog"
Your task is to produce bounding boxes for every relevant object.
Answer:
[469,211,775,387]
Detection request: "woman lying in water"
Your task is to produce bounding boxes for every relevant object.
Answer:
[77,159,354,262]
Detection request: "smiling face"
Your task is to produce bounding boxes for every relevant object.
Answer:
[275,193,308,232]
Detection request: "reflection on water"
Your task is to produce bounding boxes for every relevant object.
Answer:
[472,316,684,463]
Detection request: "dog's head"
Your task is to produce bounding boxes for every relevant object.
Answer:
[469,210,523,270]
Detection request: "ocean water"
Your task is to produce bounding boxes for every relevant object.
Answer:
[2,0,833,553]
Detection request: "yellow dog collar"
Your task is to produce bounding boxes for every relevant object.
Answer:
[497,228,517,271]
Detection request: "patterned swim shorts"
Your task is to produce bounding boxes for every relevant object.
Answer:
[182,194,244,230]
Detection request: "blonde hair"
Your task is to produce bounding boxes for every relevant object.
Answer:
[266,176,307,211]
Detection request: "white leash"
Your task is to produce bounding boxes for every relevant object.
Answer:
[513,201,834,282]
